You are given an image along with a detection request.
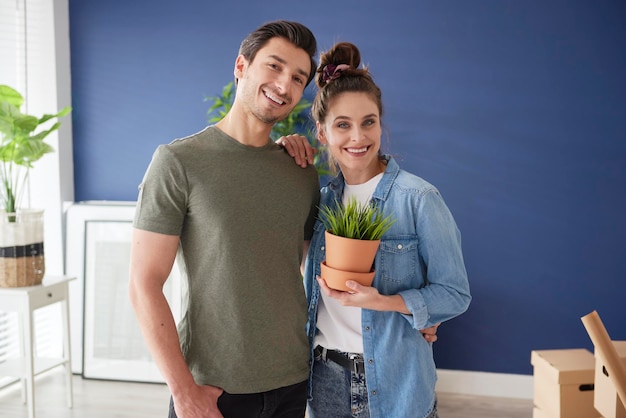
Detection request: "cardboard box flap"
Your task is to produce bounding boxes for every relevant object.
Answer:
[596,340,626,369]
[594,340,626,418]
[531,349,595,384]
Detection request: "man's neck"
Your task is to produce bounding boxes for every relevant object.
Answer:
[215,106,273,147]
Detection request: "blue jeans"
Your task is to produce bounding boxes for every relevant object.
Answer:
[308,351,439,418]
[308,351,370,418]
[168,380,307,418]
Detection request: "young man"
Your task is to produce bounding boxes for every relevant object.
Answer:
[129,21,320,418]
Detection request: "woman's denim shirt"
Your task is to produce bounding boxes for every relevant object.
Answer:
[304,156,471,418]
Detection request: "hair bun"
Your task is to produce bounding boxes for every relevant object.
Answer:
[316,42,362,87]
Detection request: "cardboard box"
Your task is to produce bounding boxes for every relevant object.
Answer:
[532,406,551,418]
[531,349,599,418]
[594,340,626,418]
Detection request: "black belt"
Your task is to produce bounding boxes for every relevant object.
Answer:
[314,345,365,374]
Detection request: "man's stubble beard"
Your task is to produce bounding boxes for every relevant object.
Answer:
[241,79,293,127]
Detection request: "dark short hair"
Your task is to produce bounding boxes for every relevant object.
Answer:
[237,20,317,87]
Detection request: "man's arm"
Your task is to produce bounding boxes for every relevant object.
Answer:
[129,228,223,418]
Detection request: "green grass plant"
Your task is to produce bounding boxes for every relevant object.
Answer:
[319,197,395,240]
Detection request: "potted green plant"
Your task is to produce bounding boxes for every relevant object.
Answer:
[0,84,71,287]
[318,197,395,291]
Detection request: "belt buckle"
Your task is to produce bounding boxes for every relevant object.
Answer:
[348,353,364,374]
[315,345,327,361]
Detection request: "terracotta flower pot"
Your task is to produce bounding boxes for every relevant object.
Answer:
[320,261,375,292]
[324,230,380,273]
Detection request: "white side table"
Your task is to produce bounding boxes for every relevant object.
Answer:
[0,276,75,418]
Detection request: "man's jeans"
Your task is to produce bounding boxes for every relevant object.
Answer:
[168,380,307,418]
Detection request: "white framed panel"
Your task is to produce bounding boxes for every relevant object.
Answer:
[82,219,181,382]
[65,201,181,382]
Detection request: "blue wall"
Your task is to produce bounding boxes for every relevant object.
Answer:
[69,0,626,375]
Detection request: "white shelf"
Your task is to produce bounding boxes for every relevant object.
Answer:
[0,276,75,418]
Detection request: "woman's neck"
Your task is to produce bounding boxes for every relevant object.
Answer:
[342,159,386,185]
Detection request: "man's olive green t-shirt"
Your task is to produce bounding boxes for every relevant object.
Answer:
[134,126,320,393]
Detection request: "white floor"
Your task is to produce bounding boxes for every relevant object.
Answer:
[0,369,534,418]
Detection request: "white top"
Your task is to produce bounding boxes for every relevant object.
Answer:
[314,173,383,353]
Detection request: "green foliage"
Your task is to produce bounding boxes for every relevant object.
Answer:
[268,98,312,141]
[0,84,71,213]
[319,197,395,240]
[206,82,235,124]
[204,82,331,177]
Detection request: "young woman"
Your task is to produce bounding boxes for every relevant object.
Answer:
[301,42,471,418]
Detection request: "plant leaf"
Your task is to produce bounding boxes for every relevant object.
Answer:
[318,197,396,240]
[0,84,71,211]
[0,85,24,107]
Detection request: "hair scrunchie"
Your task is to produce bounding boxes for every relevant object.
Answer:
[321,64,350,84]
